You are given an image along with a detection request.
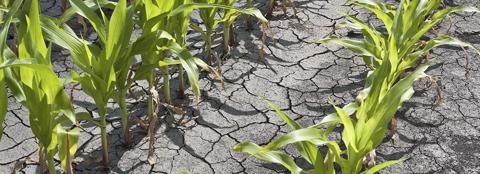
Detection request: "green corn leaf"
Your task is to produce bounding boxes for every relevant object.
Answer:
[57,126,80,174]
[234,142,304,174]
[0,1,24,137]
[169,3,267,23]
[262,128,328,151]
[178,55,201,98]
[359,63,430,150]
[264,99,303,130]
[375,63,429,125]
[402,6,480,57]
[129,32,158,56]
[331,103,358,152]
[264,99,321,166]
[189,23,208,41]
[310,102,358,129]
[68,0,107,43]
[46,122,59,167]
[400,36,480,71]
[310,151,327,174]
[423,36,480,55]
[58,0,116,24]
[167,41,208,98]
[344,15,384,48]
[41,17,91,70]
[318,37,380,67]
[361,158,406,174]
[325,141,346,165]
[54,92,77,124]
[105,0,127,61]
[350,0,394,34]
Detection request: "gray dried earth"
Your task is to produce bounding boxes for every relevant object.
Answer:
[2,0,480,173]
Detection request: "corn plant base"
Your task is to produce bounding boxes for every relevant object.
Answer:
[1,0,480,173]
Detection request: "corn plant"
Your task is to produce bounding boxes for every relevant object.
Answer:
[319,0,479,139]
[129,1,267,164]
[235,62,427,173]
[235,0,480,173]
[320,0,480,72]
[40,0,142,168]
[0,0,79,173]
[133,0,223,164]
[220,0,237,55]
[134,0,181,164]
[110,0,145,147]
[190,0,268,64]
[171,0,193,99]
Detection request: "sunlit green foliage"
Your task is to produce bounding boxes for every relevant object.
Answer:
[191,0,268,65]
[0,0,79,173]
[235,0,479,173]
[41,0,139,167]
[0,0,269,172]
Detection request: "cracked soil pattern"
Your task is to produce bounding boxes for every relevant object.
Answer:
[1,0,480,173]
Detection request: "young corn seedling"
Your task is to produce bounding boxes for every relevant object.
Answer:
[190,0,268,65]
[0,0,79,173]
[191,0,220,65]
[132,1,265,164]
[170,0,193,99]
[220,0,237,55]
[319,0,480,149]
[234,47,431,174]
[134,0,179,164]
[41,0,142,168]
[320,0,480,73]
[133,0,222,164]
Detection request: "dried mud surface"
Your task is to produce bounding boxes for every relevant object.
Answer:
[1,0,480,173]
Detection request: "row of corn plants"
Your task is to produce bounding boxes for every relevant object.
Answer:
[235,0,479,173]
[0,0,267,172]
[1,0,80,173]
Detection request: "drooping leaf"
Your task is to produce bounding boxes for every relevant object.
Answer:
[234,142,304,174]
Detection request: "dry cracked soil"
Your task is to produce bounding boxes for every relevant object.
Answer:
[1,0,480,173]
